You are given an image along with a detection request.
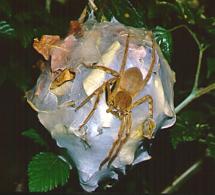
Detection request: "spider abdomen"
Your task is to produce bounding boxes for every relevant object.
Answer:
[120,67,143,96]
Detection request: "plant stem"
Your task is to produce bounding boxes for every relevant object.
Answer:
[168,25,201,48]
[193,49,204,91]
[175,92,195,114]
[171,24,212,113]
[162,159,203,194]
[192,45,209,91]
[162,22,213,195]
[175,83,215,114]
[89,0,98,11]
[196,83,215,98]
[156,0,178,11]
[46,0,51,13]
[78,0,98,23]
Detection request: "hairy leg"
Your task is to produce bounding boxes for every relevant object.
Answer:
[99,117,126,170]
[108,110,121,119]
[76,78,116,132]
[119,33,130,74]
[78,90,102,130]
[132,95,155,139]
[76,77,117,111]
[107,114,132,167]
[131,95,153,118]
[140,40,156,90]
[75,85,103,111]
[81,62,119,77]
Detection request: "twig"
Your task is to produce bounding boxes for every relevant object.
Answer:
[169,25,209,92]
[175,93,195,114]
[78,6,88,23]
[175,82,215,114]
[168,25,201,49]
[45,0,51,13]
[163,24,215,194]
[169,25,213,113]
[193,45,209,91]
[196,83,215,98]
[162,159,203,194]
[78,0,98,23]
[156,0,179,12]
[89,0,98,11]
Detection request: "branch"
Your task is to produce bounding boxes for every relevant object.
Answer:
[175,93,195,114]
[45,0,51,13]
[78,0,98,23]
[156,0,179,12]
[175,83,215,114]
[193,45,209,91]
[169,25,210,91]
[168,25,201,49]
[196,83,215,98]
[163,25,214,193]
[169,25,213,114]
[162,159,203,194]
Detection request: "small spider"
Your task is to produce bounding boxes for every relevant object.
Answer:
[75,32,156,169]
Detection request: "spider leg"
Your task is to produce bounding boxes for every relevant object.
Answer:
[131,95,155,139]
[99,117,126,170]
[140,39,156,90]
[105,78,122,119]
[81,62,119,77]
[105,78,116,108]
[131,95,153,118]
[108,110,121,119]
[76,77,116,111]
[107,113,132,167]
[77,77,118,131]
[75,87,101,111]
[78,88,103,130]
[119,33,130,74]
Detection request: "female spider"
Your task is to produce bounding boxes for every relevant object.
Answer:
[75,32,156,169]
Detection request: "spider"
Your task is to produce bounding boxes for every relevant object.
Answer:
[75,32,156,169]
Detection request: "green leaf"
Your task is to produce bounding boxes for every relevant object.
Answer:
[204,17,215,35]
[206,134,215,159]
[207,57,215,79]
[175,0,195,24]
[170,111,209,149]
[155,0,196,24]
[0,20,15,37]
[96,0,145,27]
[28,152,70,192]
[22,128,47,147]
[0,0,12,17]
[207,145,215,160]
[153,26,173,63]
[170,123,200,149]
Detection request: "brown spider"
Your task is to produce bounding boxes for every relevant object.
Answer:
[75,33,156,169]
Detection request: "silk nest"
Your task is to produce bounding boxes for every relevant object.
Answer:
[26,17,176,192]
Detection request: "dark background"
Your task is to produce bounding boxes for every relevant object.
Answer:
[0,0,215,193]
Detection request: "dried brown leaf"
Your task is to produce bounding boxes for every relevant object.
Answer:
[33,35,61,60]
[50,68,75,89]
